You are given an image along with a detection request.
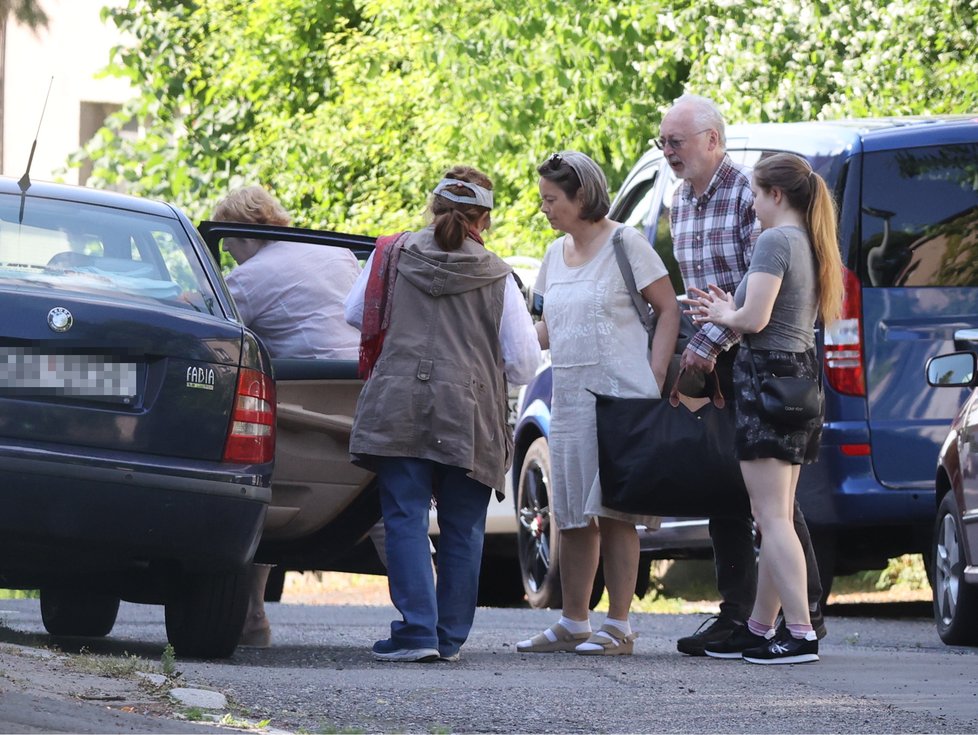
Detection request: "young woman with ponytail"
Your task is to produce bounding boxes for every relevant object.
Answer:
[685,152,843,665]
[344,165,540,663]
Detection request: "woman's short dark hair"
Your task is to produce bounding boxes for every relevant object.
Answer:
[537,151,610,222]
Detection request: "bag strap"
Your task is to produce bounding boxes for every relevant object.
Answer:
[611,226,654,334]
[741,336,763,397]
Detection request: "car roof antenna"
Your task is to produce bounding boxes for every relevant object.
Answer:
[18,76,54,193]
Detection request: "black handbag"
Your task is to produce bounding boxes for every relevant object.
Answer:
[592,370,749,517]
[743,338,821,428]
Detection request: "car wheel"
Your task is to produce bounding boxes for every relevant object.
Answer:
[165,566,250,659]
[933,493,978,646]
[39,589,120,638]
[517,437,562,609]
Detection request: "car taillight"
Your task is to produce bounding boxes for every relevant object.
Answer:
[824,266,865,397]
[223,368,276,464]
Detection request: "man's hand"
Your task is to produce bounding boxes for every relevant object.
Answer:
[680,345,716,374]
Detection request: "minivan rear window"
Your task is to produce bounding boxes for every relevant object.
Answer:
[860,143,978,287]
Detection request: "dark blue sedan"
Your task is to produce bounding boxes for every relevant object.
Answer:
[0,177,275,658]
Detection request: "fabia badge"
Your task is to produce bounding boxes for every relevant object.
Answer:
[186,365,215,391]
[47,307,73,333]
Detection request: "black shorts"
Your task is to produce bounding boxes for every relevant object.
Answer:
[732,346,822,465]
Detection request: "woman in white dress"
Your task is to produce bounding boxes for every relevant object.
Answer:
[516,151,680,655]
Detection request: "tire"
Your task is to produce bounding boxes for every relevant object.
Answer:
[933,493,978,646]
[40,589,119,638]
[165,567,250,659]
[517,437,562,609]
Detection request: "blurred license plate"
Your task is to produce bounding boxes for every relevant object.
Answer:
[0,348,139,402]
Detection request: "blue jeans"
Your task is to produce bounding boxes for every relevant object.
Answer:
[374,457,491,657]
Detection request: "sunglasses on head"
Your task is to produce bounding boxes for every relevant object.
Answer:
[545,153,563,171]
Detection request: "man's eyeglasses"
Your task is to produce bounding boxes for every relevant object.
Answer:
[653,128,712,151]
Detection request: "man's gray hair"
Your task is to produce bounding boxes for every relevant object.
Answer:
[673,93,727,149]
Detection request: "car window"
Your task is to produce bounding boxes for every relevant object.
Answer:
[860,143,978,287]
[0,195,220,314]
[653,177,684,295]
[612,163,685,296]
[615,166,658,237]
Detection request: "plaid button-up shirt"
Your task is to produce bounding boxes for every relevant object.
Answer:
[671,155,757,360]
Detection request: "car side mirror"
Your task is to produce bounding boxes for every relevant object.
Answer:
[926,352,977,387]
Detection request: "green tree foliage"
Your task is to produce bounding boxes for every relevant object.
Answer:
[75,0,978,258]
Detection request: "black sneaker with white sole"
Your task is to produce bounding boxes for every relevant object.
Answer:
[704,626,775,659]
[742,630,819,665]
[676,615,742,656]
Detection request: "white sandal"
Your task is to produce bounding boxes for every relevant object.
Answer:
[575,624,637,656]
[516,623,590,653]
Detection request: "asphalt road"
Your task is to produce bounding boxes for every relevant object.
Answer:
[1,598,975,734]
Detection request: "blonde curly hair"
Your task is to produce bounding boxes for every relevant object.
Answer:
[213,186,291,226]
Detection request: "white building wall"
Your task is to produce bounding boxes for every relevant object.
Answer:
[2,0,132,184]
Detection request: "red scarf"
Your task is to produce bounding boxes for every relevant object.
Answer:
[358,231,409,379]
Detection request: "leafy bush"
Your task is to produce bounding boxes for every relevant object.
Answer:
[74,0,978,258]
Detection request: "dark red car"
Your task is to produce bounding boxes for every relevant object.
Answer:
[926,349,978,646]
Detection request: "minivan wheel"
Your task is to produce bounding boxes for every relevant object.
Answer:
[40,588,120,638]
[165,567,250,659]
[933,493,978,646]
[517,437,562,609]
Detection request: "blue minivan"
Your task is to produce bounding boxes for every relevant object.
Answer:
[513,116,978,608]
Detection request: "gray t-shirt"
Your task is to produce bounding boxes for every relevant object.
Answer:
[733,225,817,351]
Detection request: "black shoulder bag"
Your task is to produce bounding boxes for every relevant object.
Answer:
[742,336,822,427]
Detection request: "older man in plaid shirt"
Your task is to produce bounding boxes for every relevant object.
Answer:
[660,94,826,657]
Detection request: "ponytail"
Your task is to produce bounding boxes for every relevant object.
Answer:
[429,165,493,251]
[754,153,844,325]
[806,174,844,325]
[433,208,477,251]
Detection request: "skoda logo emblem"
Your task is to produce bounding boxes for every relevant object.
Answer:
[47,307,73,333]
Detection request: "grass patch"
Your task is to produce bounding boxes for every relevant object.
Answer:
[595,554,932,613]
[66,649,144,678]
[0,590,39,600]
[831,553,930,595]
